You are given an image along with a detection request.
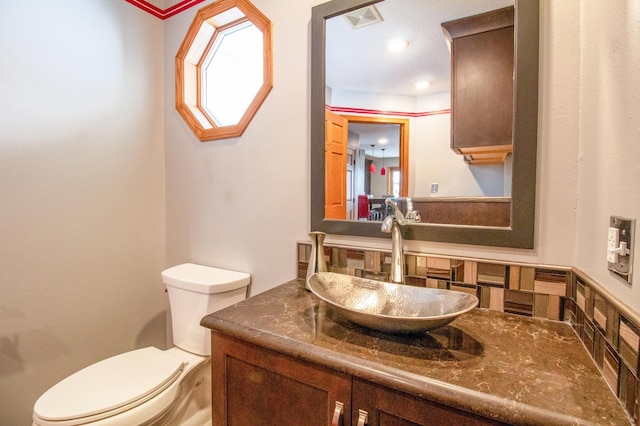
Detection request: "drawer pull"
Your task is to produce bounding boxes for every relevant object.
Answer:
[331,401,344,426]
[357,409,369,426]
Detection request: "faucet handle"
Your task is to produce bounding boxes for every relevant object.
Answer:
[397,197,421,223]
[385,198,406,223]
[406,210,421,223]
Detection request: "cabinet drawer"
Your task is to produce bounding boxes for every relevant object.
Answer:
[352,378,505,426]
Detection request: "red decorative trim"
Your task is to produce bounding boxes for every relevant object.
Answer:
[327,105,450,118]
[125,0,205,20]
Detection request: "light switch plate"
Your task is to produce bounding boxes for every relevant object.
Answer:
[608,215,635,284]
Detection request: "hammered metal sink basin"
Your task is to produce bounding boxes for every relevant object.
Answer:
[308,272,478,333]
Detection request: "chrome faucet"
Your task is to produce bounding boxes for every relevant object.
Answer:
[381,198,421,284]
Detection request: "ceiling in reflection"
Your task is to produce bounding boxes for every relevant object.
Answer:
[325,0,514,98]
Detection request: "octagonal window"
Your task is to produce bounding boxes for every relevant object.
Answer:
[204,21,263,127]
[176,0,272,141]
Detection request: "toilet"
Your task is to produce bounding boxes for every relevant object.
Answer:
[32,263,250,426]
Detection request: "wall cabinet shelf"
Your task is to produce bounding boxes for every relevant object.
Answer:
[442,7,515,164]
[210,332,504,425]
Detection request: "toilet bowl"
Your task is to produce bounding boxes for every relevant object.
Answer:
[33,263,250,426]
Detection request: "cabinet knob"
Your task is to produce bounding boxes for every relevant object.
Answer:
[331,401,344,426]
[357,409,369,426]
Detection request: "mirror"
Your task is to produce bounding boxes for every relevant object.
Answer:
[311,0,539,248]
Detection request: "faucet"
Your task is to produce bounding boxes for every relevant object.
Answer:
[381,198,421,284]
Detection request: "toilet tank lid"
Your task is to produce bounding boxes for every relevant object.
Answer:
[162,263,250,293]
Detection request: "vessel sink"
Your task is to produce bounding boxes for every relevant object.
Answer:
[308,272,478,333]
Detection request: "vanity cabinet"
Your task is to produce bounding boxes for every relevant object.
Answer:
[352,379,503,426]
[210,332,504,426]
[442,7,514,164]
[211,332,351,425]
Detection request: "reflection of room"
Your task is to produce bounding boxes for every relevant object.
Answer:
[324,0,516,226]
[327,87,512,199]
[324,0,514,201]
[328,88,513,225]
[349,126,400,196]
[348,124,401,221]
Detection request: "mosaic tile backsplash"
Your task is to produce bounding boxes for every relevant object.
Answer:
[297,242,640,424]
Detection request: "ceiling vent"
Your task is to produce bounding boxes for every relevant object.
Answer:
[343,5,383,29]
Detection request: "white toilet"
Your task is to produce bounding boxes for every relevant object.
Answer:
[32,263,250,426]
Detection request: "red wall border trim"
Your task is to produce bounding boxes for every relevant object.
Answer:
[326,105,450,118]
[125,0,205,20]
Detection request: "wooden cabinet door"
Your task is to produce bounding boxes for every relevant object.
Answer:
[211,332,352,426]
[352,379,504,426]
[442,7,514,164]
[451,25,514,151]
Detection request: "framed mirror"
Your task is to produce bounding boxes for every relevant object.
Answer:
[311,0,539,248]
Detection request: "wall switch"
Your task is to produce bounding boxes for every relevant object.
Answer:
[607,227,620,263]
[608,216,635,284]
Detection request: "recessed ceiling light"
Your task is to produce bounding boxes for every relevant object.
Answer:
[415,80,431,90]
[387,38,409,52]
[378,138,388,145]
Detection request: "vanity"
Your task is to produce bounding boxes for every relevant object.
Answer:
[201,279,631,425]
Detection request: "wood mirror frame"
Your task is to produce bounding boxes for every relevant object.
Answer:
[310,0,539,248]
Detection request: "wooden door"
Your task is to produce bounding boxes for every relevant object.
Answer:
[211,332,352,426]
[325,110,348,219]
[352,379,504,426]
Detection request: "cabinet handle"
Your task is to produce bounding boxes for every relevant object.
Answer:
[331,401,344,426]
[357,409,369,426]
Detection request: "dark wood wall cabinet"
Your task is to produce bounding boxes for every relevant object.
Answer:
[211,332,503,426]
[442,7,515,164]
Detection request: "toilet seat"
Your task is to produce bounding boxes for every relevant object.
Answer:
[33,347,185,425]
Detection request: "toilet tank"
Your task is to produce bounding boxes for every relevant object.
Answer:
[161,263,250,356]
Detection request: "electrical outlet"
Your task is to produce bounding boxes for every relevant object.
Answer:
[608,216,635,284]
[431,183,438,194]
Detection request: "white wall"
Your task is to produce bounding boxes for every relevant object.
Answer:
[163,0,312,295]
[413,92,507,197]
[163,0,640,306]
[411,113,507,197]
[0,1,166,424]
[575,1,640,308]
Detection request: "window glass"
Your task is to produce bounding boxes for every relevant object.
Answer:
[204,22,263,127]
[391,169,400,197]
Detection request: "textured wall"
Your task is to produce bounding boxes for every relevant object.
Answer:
[163,0,312,296]
[575,1,640,308]
[0,1,167,423]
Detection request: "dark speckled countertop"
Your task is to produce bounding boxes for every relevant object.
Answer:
[201,279,631,425]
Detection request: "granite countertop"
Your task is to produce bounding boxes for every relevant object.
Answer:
[201,279,631,426]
